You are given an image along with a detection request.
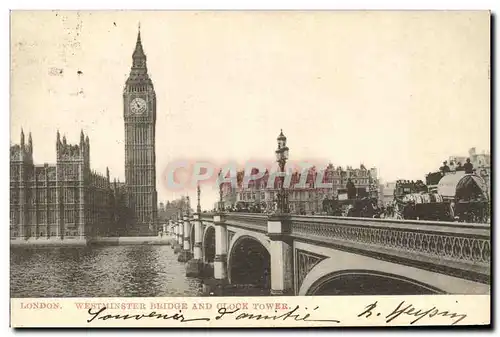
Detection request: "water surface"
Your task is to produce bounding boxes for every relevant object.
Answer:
[11,245,203,298]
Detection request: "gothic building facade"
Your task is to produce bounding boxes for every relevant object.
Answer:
[9,130,128,242]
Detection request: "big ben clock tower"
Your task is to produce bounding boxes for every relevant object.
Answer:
[123,27,158,236]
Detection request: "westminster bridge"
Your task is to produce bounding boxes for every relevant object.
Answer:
[166,212,490,296]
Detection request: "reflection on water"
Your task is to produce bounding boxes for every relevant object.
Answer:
[10,245,203,298]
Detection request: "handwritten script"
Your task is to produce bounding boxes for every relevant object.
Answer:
[85,300,469,326]
[87,305,340,324]
[87,307,210,323]
[358,300,468,325]
[215,305,341,323]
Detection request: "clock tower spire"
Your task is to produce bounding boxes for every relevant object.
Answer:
[126,24,151,88]
[123,25,158,236]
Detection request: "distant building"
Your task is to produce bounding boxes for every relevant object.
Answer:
[222,164,379,214]
[159,197,193,221]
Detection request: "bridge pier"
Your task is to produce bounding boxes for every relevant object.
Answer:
[173,220,182,254]
[214,213,228,282]
[170,222,176,249]
[186,213,204,277]
[178,214,192,262]
[268,215,294,296]
[167,221,176,245]
[196,213,229,295]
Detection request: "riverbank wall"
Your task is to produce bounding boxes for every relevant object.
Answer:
[90,236,174,246]
[10,235,176,247]
[10,237,89,247]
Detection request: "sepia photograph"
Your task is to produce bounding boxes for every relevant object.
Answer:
[9,10,491,327]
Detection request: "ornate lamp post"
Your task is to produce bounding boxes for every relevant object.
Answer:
[218,169,224,212]
[197,184,202,213]
[275,129,290,214]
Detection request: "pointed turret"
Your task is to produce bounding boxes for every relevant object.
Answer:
[106,167,110,182]
[20,129,25,147]
[62,135,67,146]
[28,132,33,153]
[56,130,61,155]
[80,129,85,146]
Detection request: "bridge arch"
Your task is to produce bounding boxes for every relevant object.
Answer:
[227,234,271,289]
[299,257,446,295]
[202,224,216,264]
[306,269,443,296]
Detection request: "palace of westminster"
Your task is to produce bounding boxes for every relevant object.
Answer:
[10,29,158,241]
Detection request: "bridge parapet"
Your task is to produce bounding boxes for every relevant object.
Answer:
[200,213,215,222]
[289,215,490,284]
[225,213,268,232]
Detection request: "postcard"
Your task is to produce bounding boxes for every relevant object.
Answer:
[9,10,491,328]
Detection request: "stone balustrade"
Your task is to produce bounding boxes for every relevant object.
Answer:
[167,212,491,295]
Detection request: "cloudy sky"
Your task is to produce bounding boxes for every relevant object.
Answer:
[11,11,490,208]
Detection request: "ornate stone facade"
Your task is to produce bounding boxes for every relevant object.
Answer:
[10,130,127,241]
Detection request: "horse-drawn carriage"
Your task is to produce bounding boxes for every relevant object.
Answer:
[392,172,490,223]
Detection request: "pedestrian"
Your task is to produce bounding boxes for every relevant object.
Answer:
[346,178,356,199]
[464,158,474,174]
[440,161,450,174]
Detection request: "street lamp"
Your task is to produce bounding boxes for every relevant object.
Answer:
[186,195,191,217]
[179,197,184,221]
[197,184,202,213]
[218,169,224,212]
[275,129,290,214]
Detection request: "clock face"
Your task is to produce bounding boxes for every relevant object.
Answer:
[130,98,147,114]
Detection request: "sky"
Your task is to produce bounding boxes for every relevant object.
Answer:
[10,11,490,209]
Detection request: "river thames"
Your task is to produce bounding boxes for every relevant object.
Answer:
[10,245,203,298]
